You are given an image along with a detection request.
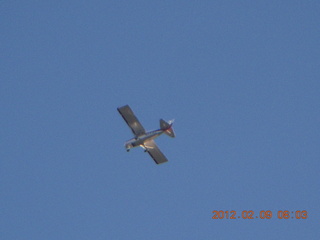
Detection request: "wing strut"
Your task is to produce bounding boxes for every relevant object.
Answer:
[144,140,168,164]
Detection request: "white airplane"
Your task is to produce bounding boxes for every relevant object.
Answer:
[117,105,175,164]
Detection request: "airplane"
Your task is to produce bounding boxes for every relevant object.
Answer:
[117,105,175,164]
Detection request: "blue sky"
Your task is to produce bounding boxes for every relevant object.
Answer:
[1,1,319,239]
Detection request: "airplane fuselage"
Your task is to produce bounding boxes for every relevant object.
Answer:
[125,129,164,151]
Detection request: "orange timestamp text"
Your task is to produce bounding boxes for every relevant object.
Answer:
[211,210,308,220]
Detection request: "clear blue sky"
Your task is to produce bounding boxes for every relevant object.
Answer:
[1,1,319,239]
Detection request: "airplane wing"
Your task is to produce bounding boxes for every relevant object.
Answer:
[144,140,168,164]
[117,105,146,137]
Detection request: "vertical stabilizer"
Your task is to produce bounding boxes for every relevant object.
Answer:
[160,119,175,138]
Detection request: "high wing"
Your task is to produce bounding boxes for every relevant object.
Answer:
[117,105,146,137]
[144,140,168,164]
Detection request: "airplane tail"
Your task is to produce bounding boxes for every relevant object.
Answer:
[160,119,175,138]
